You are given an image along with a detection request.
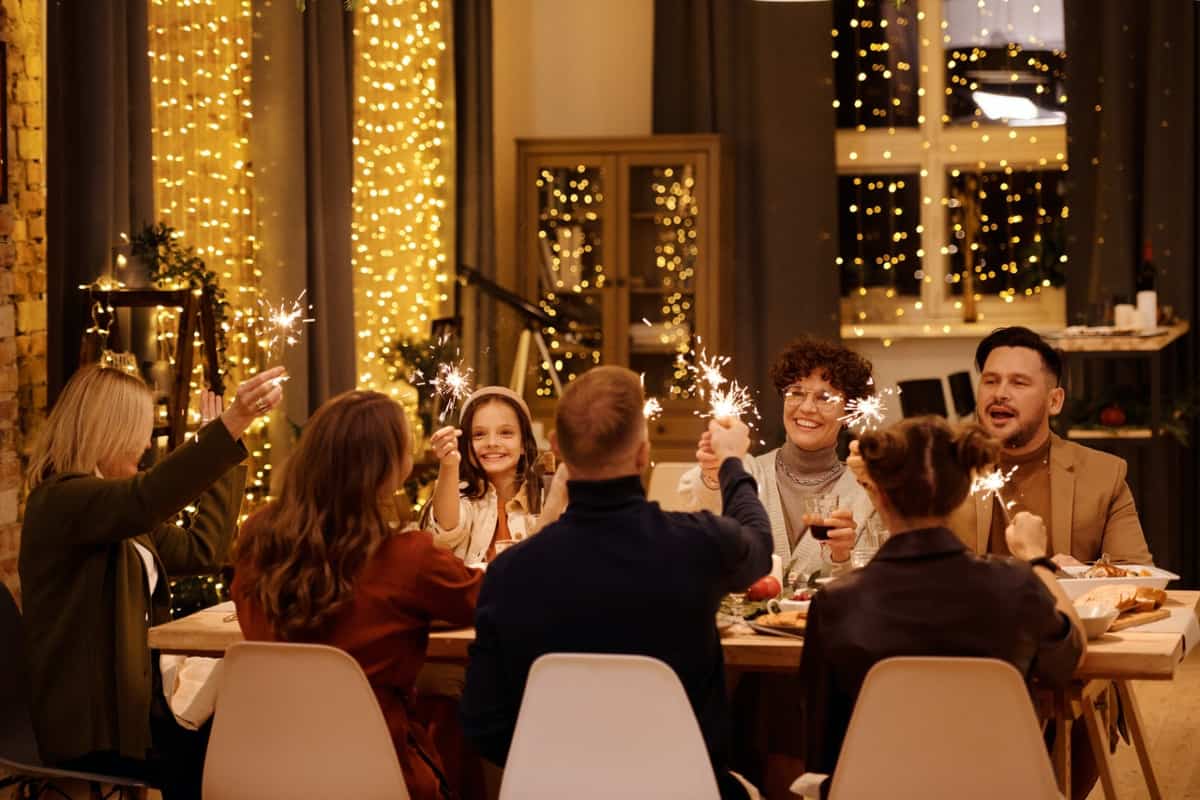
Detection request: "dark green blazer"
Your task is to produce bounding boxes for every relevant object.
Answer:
[18,420,248,763]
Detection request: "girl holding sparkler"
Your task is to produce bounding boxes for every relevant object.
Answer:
[425,387,565,565]
[679,337,881,585]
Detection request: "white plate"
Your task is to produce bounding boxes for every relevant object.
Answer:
[1057,565,1179,600]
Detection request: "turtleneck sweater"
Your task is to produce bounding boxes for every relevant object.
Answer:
[774,441,845,549]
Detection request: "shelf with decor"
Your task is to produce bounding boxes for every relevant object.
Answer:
[1050,321,1193,573]
[515,135,733,461]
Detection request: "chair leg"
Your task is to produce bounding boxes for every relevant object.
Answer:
[1052,706,1072,797]
[1115,680,1163,800]
[1082,695,1119,800]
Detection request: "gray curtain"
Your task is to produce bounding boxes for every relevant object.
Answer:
[1063,0,1199,584]
[653,0,840,442]
[46,0,154,398]
[453,0,497,383]
[253,1,357,421]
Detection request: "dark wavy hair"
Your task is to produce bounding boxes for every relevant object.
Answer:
[858,417,999,518]
[234,391,410,641]
[769,336,875,403]
[456,394,544,513]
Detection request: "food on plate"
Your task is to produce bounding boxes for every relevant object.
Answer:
[757,610,807,630]
[790,590,815,602]
[745,575,782,601]
[1074,584,1166,615]
[1080,554,1154,578]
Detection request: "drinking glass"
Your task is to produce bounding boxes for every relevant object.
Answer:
[851,515,890,569]
[803,494,840,540]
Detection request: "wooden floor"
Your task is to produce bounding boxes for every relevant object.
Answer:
[1086,646,1200,799]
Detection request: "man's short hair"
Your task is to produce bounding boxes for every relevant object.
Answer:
[555,366,644,469]
[974,326,1063,384]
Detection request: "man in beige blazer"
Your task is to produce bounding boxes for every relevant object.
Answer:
[951,327,1152,565]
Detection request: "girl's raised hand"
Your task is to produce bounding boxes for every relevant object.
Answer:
[430,425,462,468]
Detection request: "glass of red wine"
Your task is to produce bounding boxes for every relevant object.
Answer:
[803,494,841,540]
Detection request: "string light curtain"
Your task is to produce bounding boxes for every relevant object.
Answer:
[351,0,455,393]
[148,0,277,513]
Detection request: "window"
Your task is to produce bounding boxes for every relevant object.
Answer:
[834,0,1068,333]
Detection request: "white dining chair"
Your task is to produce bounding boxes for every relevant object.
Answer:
[203,641,409,800]
[646,462,695,511]
[792,656,1062,800]
[499,653,723,800]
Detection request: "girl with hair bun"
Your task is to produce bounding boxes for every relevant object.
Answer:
[796,416,1086,789]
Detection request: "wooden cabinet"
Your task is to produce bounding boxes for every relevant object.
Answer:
[516,135,732,461]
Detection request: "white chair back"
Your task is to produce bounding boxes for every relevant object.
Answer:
[203,641,410,800]
[646,462,694,511]
[500,653,721,800]
[827,657,1061,800]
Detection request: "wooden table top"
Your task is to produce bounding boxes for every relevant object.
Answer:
[1047,322,1190,353]
[149,591,1200,679]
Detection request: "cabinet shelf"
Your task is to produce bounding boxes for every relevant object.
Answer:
[518,135,732,462]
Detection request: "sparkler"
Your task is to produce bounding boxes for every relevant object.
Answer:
[838,386,901,433]
[640,373,663,421]
[257,291,315,361]
[411,335,474,422]
[705,380,757,423]
[970,466,1016,523]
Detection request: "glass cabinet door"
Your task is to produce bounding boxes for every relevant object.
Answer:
[528,159,615,397]
[622,157,706,399]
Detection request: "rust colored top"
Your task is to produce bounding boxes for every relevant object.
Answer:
[233,520,483,800]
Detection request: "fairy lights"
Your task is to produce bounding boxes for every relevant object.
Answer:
[351,0,454,393]
[833,0,1069,326]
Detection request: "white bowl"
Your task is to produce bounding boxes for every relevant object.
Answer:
[1057,565,1179,600]
[772,598,811,614]
[1076,604,1119,639]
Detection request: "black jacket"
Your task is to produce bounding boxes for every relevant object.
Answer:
[461,458,772,799]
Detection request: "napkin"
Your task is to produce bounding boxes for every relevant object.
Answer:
[160,654,223,730]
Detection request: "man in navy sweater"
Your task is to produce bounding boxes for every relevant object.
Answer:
[460,365,773,799]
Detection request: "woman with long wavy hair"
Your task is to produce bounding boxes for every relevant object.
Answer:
[232,390,482,800]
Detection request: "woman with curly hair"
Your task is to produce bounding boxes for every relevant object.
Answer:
[678,336,879,583]
[233,391,482,799]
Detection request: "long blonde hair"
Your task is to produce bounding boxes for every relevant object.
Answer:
[26,363,154,492]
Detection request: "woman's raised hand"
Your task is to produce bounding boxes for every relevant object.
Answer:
[199,389,223,424]
[221,367,286,440]
[430,426,462,468]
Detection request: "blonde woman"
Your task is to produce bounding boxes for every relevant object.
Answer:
[18,363,284,800]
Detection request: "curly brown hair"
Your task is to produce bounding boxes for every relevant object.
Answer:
[769,336,875,402]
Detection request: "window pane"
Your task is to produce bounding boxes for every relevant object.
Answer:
[833,0,920,129]
[946,168,1067,300]
[838,173,922,299]
[943,0,1066,126]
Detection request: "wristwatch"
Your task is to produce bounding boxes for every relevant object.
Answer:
[1028,555,1061,574]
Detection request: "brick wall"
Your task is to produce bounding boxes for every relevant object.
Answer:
[0,0,47,604]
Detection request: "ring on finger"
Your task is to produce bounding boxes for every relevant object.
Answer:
[255,398,270,413]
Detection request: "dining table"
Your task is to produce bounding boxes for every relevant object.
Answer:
[150,589,1200,800]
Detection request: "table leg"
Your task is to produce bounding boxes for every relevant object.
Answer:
[1116,680,1163,800]
[1082,694,1119,799]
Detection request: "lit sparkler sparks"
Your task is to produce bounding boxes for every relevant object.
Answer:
[640,372,664,420]
[970,466,1016,522]
[258,291,315,360]
[705,380,756,422]
[838,386,900,433]
[411,335,474,422]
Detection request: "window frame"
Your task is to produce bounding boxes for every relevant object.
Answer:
[836,0,1067,334]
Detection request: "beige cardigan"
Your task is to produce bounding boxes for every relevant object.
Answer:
[677,448,878,581]
[429,484,540,564]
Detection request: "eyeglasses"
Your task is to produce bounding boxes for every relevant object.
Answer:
[782,387,844,413]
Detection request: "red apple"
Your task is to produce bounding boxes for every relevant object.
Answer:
[1099,405,1126,427]
[745,575,781,601]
